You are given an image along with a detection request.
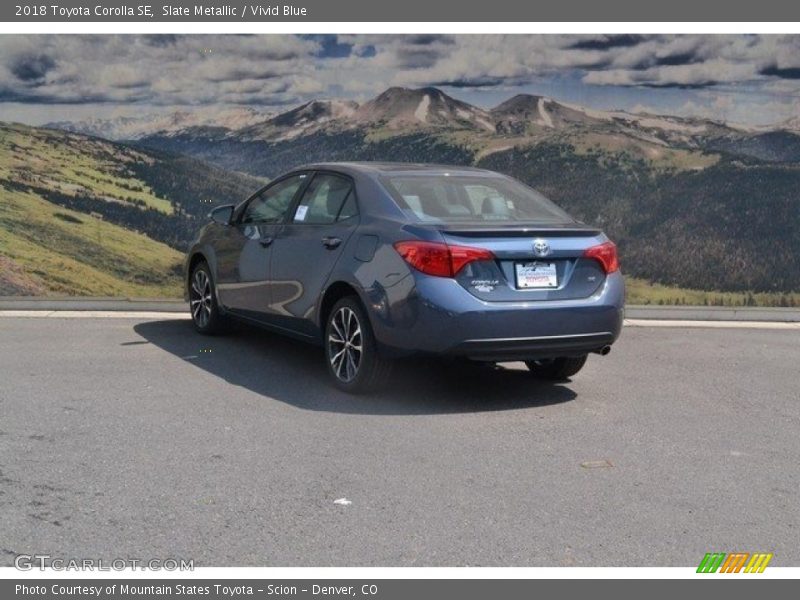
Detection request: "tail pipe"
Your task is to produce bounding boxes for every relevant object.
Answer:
[593,345,612,356]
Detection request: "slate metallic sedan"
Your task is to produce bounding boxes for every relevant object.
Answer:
[185,162,624,393]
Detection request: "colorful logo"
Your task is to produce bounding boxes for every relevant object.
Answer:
[697,552,773,573]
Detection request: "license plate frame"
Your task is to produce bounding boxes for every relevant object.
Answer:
[514,261,558,289]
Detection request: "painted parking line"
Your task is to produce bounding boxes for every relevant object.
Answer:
[0,310,798,329]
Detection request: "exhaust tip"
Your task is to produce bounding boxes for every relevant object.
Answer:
[598,345,612,356]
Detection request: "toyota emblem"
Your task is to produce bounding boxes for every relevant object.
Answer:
[532,239,551,257]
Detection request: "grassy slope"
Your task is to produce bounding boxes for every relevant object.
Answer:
[0,123,173,212]
[626,277,799,307]
[0,122,183,297]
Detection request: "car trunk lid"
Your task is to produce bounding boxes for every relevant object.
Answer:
[437,225,610,302]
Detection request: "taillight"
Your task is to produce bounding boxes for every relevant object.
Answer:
[394,240,494,277]
[584,241,619,274]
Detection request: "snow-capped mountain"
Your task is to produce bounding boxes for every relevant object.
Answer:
[44,86,800,165]
[236,99,358,141]
[45,106,272,141]
[777,116,800,131]
[491,94,605,134]
[350,87,494,131]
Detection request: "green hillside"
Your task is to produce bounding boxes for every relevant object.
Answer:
[0,188,182,296]
[5,113,799,306]
[626,277,799,308]
[479,142,800,295]
[0,122,261,297]
[142,127,800,299]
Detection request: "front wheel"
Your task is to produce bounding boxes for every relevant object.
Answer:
[525,355,587,381]
[325,296,393,394]
[189,261,229,334]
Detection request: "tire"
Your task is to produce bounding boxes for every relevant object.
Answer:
[525,355,587,381]
[188,261,229,335]
[325,296,393,394]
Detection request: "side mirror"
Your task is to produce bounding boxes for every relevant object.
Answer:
[209,204,234,225]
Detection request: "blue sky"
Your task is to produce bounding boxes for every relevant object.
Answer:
[1,34,799,126]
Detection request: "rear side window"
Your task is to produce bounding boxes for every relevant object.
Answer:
[337,193,358,221]
[293,173,357,224]
[381,175,573,224]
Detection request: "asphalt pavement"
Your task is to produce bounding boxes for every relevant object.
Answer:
[0,316,798,567]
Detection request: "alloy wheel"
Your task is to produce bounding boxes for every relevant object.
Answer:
[190,269,213,328]
[328,306,363,383]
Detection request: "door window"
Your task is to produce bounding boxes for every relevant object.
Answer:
[293,174,356,224]
[241,174,306,224]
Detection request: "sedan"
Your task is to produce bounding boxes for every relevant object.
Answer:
[185,162,624,393]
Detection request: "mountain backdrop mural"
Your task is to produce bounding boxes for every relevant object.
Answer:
[2,35,800,304]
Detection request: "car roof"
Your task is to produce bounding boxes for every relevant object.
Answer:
[294,161,503,178]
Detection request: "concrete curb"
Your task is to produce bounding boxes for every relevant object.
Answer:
[624,305,800,323]
[2,311,799,329]
[0,297,187,312]
[0,297,799,322]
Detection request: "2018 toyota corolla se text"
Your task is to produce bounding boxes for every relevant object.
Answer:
[184,162,624,393]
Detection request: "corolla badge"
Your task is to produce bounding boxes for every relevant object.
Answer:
[471,279,499,293]
[532,238,551,257]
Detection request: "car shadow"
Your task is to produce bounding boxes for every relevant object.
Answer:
[132,319,577,415]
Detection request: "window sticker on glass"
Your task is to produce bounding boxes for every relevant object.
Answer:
[295,205,309,221]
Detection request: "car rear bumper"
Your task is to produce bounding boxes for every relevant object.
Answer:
[367,271,625,360]
[448,331,615,361]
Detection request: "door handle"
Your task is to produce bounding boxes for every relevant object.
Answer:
[259,236,274,248]
[322,236,342,249]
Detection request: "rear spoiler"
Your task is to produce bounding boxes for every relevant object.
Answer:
[436,226,602,238]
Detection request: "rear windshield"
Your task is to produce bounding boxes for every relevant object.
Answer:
[380,174,573,224]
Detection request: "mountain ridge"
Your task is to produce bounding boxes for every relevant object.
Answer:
[29,87,800,295]
[45,106,272,142]
[49,86,758,143]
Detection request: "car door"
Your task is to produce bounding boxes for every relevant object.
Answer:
[269,171,360,335]
[215,173,309,320]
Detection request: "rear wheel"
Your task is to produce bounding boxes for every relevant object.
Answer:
[525,355,587,380]
[189,261,229,334]
[325,296,392,394]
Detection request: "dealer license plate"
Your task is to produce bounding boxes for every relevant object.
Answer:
[515,262,558,289]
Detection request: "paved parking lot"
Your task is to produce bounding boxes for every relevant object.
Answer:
[0,316,798,566]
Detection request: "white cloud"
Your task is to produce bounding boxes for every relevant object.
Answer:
[3,34,800,127]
